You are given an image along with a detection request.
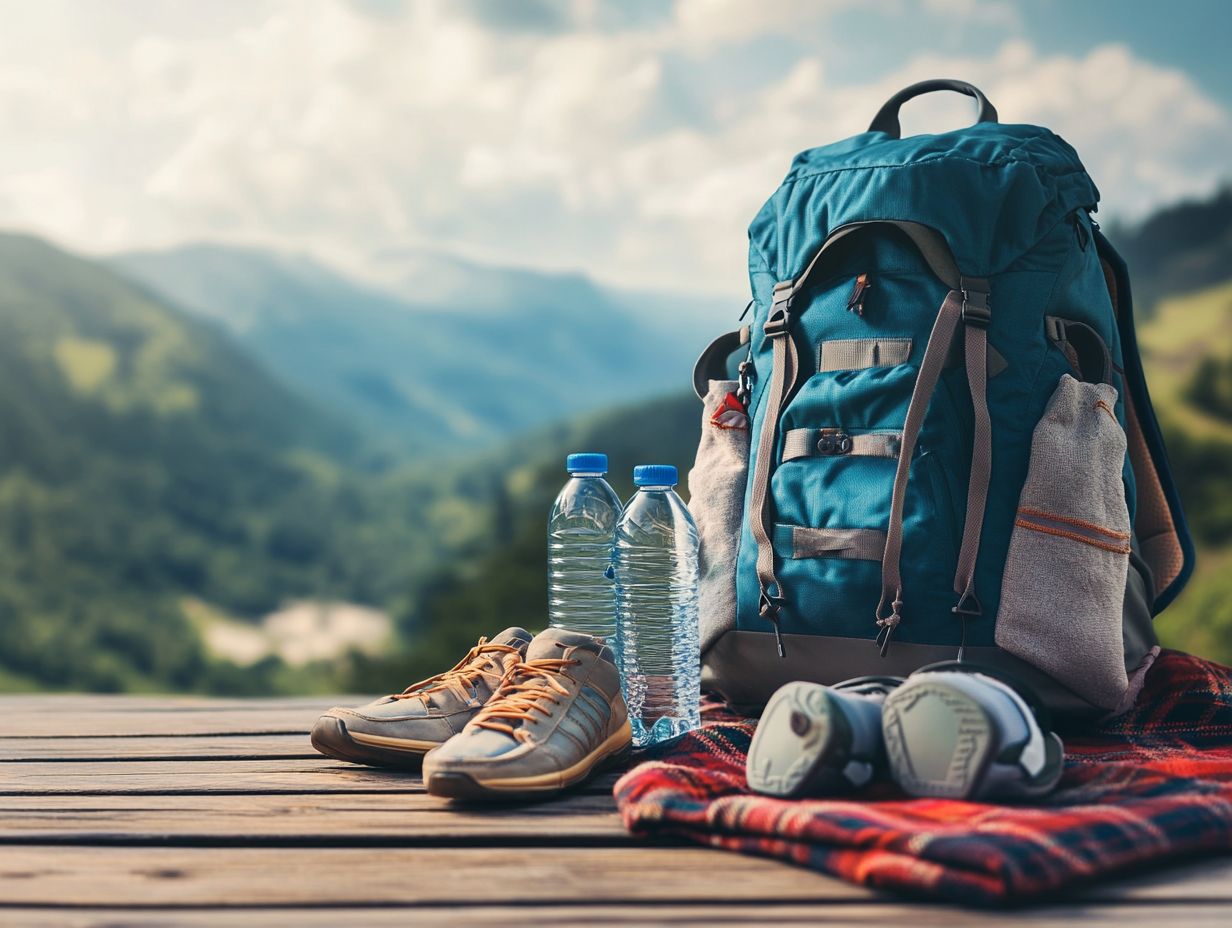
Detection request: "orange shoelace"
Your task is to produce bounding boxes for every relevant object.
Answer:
[392,637,522,705]
[471,658,580,742]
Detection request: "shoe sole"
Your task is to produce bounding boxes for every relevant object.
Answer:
[747,681,848,798]
[426,721,633,801]
[309,715,438,769]
[881,679,994,799]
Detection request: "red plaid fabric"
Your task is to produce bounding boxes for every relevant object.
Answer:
[613,651,1232,904]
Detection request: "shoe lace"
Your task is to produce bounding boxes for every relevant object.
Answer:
[392,637,522,705]
[471,658,580,743]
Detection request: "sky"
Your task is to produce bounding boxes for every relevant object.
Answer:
[0,0,1229,298]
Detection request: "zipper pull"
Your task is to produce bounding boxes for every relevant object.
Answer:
[847,273,871,316]
[1071,211,1090,251]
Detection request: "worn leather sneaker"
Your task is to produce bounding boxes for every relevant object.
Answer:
[747,677,899,798]
[881,664,1065,801]
[423,628,631,800]
[310,628,532,767]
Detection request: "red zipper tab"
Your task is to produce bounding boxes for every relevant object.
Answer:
[847,273,871,316]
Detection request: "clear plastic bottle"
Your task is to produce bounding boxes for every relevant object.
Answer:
[613,464,701,747]
[547,453,622,640]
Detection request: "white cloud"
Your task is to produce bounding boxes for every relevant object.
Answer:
[0,1,1226,298]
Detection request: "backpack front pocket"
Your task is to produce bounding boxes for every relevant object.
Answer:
[995,373,1131,710]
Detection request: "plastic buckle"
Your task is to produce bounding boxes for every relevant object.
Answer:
[759,589,785,621]
[961,286,991,328]
[758,589,788,658]
[763,311,790,338]
[815,428,853,456]
[952,589,983,618]
[737,358,755,402]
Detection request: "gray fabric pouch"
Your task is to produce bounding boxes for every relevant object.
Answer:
[995,373,1132,711]
[688,380,750,654]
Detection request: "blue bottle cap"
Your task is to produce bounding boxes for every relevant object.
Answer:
[633,464,678,487]
[566,452,608,474]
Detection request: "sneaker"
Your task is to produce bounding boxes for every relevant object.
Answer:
[747,677,898,798]
[423,628,632,800]
[881,667,1065,801]
[310,628,533,767]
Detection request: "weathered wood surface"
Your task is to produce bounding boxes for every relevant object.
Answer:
[0,696,1228,927]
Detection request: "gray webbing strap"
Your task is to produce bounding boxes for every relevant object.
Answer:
[954,285,992,616]
[693,326,750,399]
[786,526,887,561]
[875,289,964,654]
[875,281,992,654]
[819,337,912,372]
[749,283,799,657]
[782,428,901,462]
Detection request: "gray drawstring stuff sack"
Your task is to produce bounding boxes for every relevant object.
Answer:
[996,373,1131,711]
[688,380,749,654]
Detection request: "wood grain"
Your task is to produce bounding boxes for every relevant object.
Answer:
[0,758,620,796]
[0,846,870,906]
[0,792,628,842]
[3,694,1230,925]
[0,734,316,761]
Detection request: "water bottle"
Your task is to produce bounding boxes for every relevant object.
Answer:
[547,453,622,639]
[613,464,700,747]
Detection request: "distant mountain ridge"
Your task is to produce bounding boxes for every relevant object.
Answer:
[112,245,727,452]
[1106,186,1232,313]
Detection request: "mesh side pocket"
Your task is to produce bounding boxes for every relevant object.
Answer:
[996,374,1131,711]
[688,380,749,654]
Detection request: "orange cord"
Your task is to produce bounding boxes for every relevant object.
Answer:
[1015,518,1132,555]
[392,638,522,704]
[1017,506,1130,541]
[471,659,580,742]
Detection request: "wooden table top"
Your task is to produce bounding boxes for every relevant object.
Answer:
[2,694,1229,926]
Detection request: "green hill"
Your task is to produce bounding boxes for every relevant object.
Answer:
[1136,279,1232,662]
[0,233,417,692]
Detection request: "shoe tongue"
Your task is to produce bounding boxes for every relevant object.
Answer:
[490,627,534,650]
[526,627,604,662]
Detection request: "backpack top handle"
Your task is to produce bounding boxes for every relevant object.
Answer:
[868,79,998,139]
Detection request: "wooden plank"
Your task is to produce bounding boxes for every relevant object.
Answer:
[0,695,360,711]
[4,846,1231,909]
[0,758,621,796]
[0,734,316,761]
[0,793,628,842]
[2,905,1231,927]
[0,758,418,795]
[1078,856,1232,902]
[0,846,874,906]
[0,708,322,738]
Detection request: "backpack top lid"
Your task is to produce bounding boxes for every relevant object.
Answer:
[749,80,1101,282]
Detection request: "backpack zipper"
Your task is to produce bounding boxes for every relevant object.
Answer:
[1071,211,1089,251]
[846,273,871,316]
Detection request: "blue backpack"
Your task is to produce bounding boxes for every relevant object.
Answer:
[689,80,1194,716]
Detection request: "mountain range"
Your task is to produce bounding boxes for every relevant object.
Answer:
[111,245,725,454]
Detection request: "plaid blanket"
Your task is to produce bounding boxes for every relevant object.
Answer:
[613,650,1232,904]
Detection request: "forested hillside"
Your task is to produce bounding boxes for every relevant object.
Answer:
[0,234,424,691]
